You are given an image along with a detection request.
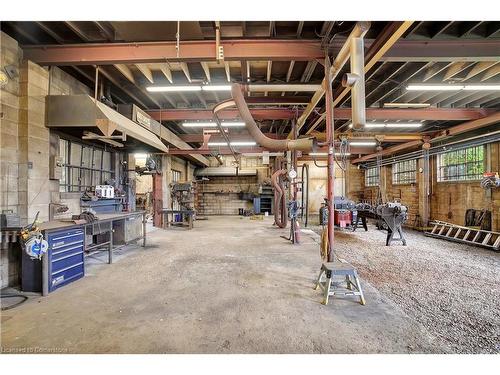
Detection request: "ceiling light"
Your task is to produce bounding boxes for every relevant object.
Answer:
[406,84,500,91]
[350,123,422,129]
[230,141,257,146]
[146,85,202,92]
[202,85,232,91]
[183,122,216,127]
[309,152,351,156]
[182,121,245,128]
[385,123,422,128]
[220,122,245,127]
[383,102,431,108]
[207,142,228,146]
[350,141,377,146]
[463,85,500,91]
[207,141,257,147]
[406,85,463,91]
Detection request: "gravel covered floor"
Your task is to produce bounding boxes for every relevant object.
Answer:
[311,222,500,354]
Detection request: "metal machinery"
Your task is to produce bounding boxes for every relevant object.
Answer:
[375,202,408,246]
[352,202,408,246]
[320,197,357,229]
[165,182,196,229]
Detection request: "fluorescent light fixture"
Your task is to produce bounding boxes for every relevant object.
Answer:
[309,152,351,156]
[220,122,245,127]
[350,123,422,129]
[147,85,202,92]
[350,141,377,146]
[385,123,422,128]
[383,102,431,108]
[202,85,232,91]
[407,84,500,91]
[183,122,216,127]
[182,121,245,128]
[207,141,257,147]
[463,85,500,91]
[407,85,462,91]
[207,142,228,146]
[230,141,257,146]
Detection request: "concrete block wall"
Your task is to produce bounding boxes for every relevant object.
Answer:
[197,175,257,215]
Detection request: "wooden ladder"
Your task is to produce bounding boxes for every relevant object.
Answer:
[425,220,500,251]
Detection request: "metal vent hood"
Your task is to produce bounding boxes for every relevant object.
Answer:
[46,95,168,152]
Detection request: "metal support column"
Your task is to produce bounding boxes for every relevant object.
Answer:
[325,56,335,262]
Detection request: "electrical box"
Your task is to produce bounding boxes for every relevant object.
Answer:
[50,156,63,180]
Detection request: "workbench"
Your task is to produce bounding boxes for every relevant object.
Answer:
[38,211,146,296]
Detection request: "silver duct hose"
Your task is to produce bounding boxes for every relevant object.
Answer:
[229,84,317,152]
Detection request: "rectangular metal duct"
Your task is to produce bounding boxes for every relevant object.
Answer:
[46,95,168,152]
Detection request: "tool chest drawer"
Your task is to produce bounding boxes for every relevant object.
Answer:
[46,228,85,292]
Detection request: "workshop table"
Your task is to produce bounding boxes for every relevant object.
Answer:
[39,211,146,295]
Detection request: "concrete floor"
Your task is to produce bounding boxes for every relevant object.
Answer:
[1,216,443,354]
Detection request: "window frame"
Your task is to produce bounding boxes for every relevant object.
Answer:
[437,145,485,182]
[365,166,379,187]
[392,159,417,185]
[59,138,115,192]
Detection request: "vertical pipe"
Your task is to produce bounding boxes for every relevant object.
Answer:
[350,37,366,130]
[325,56,335,263]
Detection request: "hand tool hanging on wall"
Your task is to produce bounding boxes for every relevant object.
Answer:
[20,212,48,260]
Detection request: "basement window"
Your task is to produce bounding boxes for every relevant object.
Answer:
[365,167,379,187]
[392,159,417,185]
[59,139,115,192]
[437,145,485,182]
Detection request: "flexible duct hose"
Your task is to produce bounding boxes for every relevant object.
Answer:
[230,84,316,152]
[272,169,288,229]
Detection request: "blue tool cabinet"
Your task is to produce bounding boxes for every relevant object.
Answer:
[46,228,85,292]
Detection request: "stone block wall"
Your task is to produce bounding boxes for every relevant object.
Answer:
[197,175,257,215]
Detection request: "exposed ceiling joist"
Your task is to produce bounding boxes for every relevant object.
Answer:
[423,62,451,81]
[442,61,471,81]
[201,62,211,82]
[160,64,173,83]
[464,61,498,81]
[481,64,500,81]
[135,64,154,83]
[99,67,149,109]
[180,62,192,83]
[224,62,231,82]
[64,21,90,41]
[114,64,135,83]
